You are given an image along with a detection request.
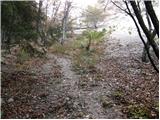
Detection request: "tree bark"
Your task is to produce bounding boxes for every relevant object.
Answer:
[130,1,159,59]
[61,1,71,45]
[142,40,150,62]
[144,1,159,37]
[124,1,159,73]
[142,9,152,62]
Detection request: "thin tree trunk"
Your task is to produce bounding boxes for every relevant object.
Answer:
[61,1,71,45]
[142,40,150,62]
[124,1,159,73]
[130,1,159,59]
[144,1,159,37]
[142,9,152,62]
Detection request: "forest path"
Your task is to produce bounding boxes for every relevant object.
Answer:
[45,54,111,118]
[2,26,158,119]
[40,53,123,119]
[35,28,144,119]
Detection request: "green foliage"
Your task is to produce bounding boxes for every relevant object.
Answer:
[113,90,124,98]
[127,104,149,119]
[83,30,105,42]
[2,1,39,48]
[82,29,106,50]
[73,49,99,74]
[47,24,62,45]
[17,48,30,64]
[49,42,68,55]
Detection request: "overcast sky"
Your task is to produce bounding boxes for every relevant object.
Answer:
[36,0,99,18]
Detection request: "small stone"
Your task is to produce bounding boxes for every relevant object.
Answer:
[66,97,70,101]
[1,98,5,104]
[26,114,29,118]
[77,111,84,117]
[85,114,90,118]
[8,98,14,103]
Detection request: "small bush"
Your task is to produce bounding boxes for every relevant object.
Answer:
[50,42,66,54]
[73,49,99,73]
[126,104,149,119]
[17,49,30,64]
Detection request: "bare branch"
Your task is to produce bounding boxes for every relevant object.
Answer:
[111,0,130,15]
[124,1,159,72]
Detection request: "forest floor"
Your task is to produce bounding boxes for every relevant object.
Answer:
[1,31,159,118]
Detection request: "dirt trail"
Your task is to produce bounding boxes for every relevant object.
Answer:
[49,54,105,118]
[53,55,79,96]
[36,54,120,119]
[43,53,123,119]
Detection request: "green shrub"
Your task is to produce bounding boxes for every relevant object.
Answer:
[73,49,98,72]
[127,104,149,119]
[49,41,76,55]
[77,29,106,51]
[17,48,30,63]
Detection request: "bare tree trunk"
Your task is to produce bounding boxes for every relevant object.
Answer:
[44,1,48,46]
[130,1,159,59]
[124,1,159,72]
[61,1,71,45]
[142,40,150,62]
[142,9,152,63]
[52,1,61,24]
[37,1,47,47]
[144,1,159,37]
[112,0,159,72]
[37,1,42,33]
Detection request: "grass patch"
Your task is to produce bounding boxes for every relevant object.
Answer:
[72,49,100,74]
[125,104,149,119]
[17,49,30,64]
[49,42,67,54]
[113,90,124,98]
[48,34,105,76]
[111,89,128,105]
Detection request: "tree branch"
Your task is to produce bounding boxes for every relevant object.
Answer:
[144,1,159,37]
[111,1,130,15]
[130,1,159,59]
[124,1,159,73]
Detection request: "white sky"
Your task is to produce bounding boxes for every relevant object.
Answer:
[69,0,98,8]
[36,0,99,18]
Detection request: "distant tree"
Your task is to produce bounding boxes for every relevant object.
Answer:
[61,0,72,45]
[82,5,106,29]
